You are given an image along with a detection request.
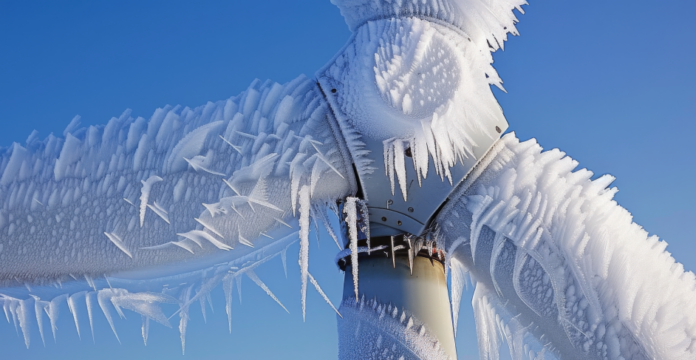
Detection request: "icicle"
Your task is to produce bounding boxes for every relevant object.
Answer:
[393,140,408,201]
[289,153,308,216]
[205,292,215,316]
[85,275,97,291]
[30,296,47,346]
[97,290,121,344]
[178,286,193,355]
[298,185,310,320]
[235,276,243,304]
[85,292,96,343]
[6,298,19,335]
[246,269,289,313]
[308,272,341,318]
[104,276,113,289]
[281,249,288,278]
[415,237,424,259]
[310,155,329,197]
[222,274,234,333]
[315,204,342,249]
[344,197,360,300]
[2,299,10,324]
[384,138,396,195]
[111,295,126,320]
[199,296,207,323]
[18,298,32,349]
[391,236,396,268]
[68,291,86,340]
[405,235,414,275]
[141,316,149,346]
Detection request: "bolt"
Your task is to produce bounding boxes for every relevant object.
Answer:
[397,220,402,226]
[408,207,414,213]
[495,126,502,134]
[331,88,337,93]
[381,217,387,222]
[404,147,412,158]
[387,199,393,205]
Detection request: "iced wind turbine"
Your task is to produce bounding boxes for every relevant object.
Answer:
[1,1,695,359]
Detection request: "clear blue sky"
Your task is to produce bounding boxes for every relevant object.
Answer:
[0,1,694,359]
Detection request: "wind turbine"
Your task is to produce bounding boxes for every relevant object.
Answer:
[0,1,694,359]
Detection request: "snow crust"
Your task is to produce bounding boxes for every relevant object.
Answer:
[438,133,696,360]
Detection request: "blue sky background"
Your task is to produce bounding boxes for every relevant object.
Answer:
[0,0,694,359]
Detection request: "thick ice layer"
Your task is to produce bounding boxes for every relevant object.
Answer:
[438,133,696,360]
[0,76,354,351]
[318,16,508,194]
[0,75,354,285]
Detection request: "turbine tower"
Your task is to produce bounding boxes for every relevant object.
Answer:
[1,1,695,359]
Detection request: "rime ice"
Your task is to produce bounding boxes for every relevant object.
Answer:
[0,75,354,352]
[438,134,696,360]
[1,0,695,359]
[0,75,353,284]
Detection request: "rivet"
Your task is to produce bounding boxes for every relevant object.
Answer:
[495,126,502,134]
[408,207,414,213]
[397,220,402,226]
[381,217,387,222]
[387,199,393,205]
[404,147,412,158]
[331,88,337,93]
